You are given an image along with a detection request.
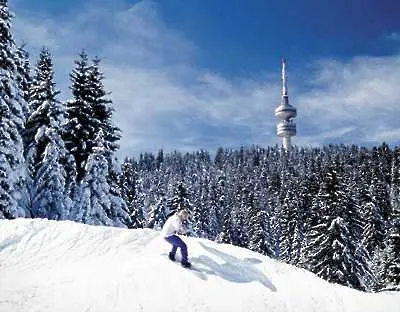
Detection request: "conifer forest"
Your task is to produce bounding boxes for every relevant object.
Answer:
[0,0,399,293]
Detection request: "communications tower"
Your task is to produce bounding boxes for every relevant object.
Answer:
[275,58,297,150]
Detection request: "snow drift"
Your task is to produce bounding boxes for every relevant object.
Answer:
[0,218,399,312]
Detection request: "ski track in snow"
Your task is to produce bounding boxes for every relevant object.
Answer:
[0,218,399,312]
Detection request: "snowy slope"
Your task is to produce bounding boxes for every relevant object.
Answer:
[0,219,399,312]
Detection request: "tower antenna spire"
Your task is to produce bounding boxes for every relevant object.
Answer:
[282,58,288,97]
[275,58,297,151]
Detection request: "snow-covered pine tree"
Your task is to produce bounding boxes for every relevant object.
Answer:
[279,170,300,263]
[303,167,372,291]
[308,216,359,287]
[247,187,269,255]
[231,179,249,248]
[120,158,144,228]
[63,52,129,225]
[292,174,319,264]
[79,130,114,226]
[147,193,168,230]
[88,56,121,158]
[207,170,225,240]
[0,0,29,218]
[25,48,62,152]
[266,154,283,257]
[106,159,132,227]
[362,170,388,254]
[257,162,275,258]
[63,152,79,220]
[380,156,400,290]
[362,201,386,254]
[370,146,392,222]
[214,147,226,170]
[342,182,374,291]
[213,153,233,243]
[14,44,31,119]
[14,44,31,210]
[63,50,93,182]
[32,127,67,219]
[168,181,191,212]
[389,147,400,225]
[381,220,400,291]
[89,56,130,226]
[24,48,67,218]
[191,162,211,238]
[131,159,151,224]
[218,205,232,244]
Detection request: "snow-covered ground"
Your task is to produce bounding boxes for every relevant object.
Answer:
[0,219,399,312]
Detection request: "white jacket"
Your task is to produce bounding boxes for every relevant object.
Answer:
[161,214,185,237]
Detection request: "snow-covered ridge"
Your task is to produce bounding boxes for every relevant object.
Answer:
[0,218,399,312]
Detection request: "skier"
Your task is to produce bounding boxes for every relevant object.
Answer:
[161,209,191,268]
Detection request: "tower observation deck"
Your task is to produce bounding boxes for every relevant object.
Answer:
[275,58,297,150]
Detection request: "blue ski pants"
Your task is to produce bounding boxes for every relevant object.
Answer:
[165,235,188,263]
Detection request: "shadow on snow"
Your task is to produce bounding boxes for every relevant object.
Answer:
[189,242,277,292]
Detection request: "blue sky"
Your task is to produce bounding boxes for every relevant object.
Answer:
[11,0,400,157]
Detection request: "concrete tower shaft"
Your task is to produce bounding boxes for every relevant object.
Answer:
[275,59,297,150]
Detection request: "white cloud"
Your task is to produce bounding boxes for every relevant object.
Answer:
[13,0,281,157]
[369,127,400,143]
[14,20,58,49]
[297,55,400,146]
[11,0,400,157]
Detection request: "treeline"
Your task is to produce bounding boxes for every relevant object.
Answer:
[123,144,399,292]
[0,1,398,293]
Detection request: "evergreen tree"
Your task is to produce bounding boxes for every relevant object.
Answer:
[147,193,167,229]
[14,44,31,119]
[247,189,268,255]
[293,175,318,264]
[25,48,63,155]
[279,171,300,263]
[120,158,144,228]
[89,57,125,220]
[106,158,132,227]
[79,130,114,226]
[369,246,385,291]
[306,217,356,287]
[370,148,392,221]
[389,147,400,224]
[208,171,225,240]
[231,180,249,248]
[88,57,121,158]
[381,222,400,290]
[14,44,31,210]
[362,201,386,254]
[31,128,67,219]
[303,167,372,290]
[0,0,28,218]
[362,169,388,253]
[381,177,400,290]
[168,181,191,212]
[192,171,210,238]
[258,163,275,257]
[218,205,232,244]
[24,48,67,218]
[63,153,78,220]
[63,51,93,182]
[64,53,124,229]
